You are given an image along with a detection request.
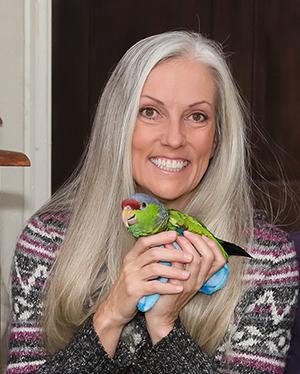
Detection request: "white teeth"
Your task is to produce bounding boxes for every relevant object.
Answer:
[150,158,188,172]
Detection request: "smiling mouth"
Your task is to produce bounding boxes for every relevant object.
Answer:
[150,157,189,172]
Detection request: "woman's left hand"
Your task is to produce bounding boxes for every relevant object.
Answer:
[145,231,226,344]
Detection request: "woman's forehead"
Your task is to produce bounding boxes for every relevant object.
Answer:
[140,57,217,107]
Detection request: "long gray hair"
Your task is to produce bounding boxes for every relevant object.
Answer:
[43,31,253,354]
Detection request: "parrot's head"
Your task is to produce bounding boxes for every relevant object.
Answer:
[121,193,169,238]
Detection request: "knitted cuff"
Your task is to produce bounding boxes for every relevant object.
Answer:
[39,316,128,373]
[133,318,218,374]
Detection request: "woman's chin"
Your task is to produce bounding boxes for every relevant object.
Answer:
[134,182,195,209]
[149,189,193,210]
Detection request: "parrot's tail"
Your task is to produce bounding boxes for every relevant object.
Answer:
[219,239,252,258]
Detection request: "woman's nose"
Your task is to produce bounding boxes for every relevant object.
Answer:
[160,119,186,148]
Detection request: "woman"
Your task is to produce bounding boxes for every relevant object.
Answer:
[6,31,298,373]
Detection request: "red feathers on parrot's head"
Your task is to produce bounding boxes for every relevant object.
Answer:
[121,199,140,210]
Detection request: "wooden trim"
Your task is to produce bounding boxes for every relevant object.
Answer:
[0,150,31,167]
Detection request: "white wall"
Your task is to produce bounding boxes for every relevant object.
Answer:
[0,0,52,365]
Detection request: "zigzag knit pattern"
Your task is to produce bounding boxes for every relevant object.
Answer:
[6,212,299,373]
[6,213,67,373]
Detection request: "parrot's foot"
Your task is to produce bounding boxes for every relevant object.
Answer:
[199,263,229,295]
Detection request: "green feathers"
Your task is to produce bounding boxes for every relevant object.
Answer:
[131,203,168,237]
[167,209,229,260]
[121,194,168,238]
[121,193,250,259]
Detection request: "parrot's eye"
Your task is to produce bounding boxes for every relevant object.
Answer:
[141,202,147,209]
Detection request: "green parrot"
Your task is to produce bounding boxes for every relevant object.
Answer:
[121,192,250,312]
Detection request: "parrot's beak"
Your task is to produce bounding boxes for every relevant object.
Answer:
[122,207,137,227]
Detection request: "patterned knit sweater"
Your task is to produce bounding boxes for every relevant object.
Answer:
[6,211,299,374]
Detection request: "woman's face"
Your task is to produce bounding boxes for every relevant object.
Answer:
[132,57,217,210]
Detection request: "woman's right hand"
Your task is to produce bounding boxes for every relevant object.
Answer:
[93,230,192,356]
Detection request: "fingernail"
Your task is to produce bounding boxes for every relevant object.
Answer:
[182,270,190,277]
[184,253,193,261]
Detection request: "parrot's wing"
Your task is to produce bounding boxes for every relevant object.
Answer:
[167,209,187,230]
[168,209,216,240]
[168,209,252,259]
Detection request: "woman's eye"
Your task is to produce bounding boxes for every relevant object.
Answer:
[189,112,207,123]
[139,107,159,120]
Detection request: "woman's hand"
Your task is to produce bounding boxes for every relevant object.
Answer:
[145,231,227,344]
[93,230,193,356]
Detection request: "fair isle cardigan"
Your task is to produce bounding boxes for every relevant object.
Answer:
[6,211,299,374]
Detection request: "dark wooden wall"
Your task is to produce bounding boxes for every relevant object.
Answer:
[52,0,300,229]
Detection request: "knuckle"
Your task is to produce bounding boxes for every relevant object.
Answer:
[124,280,132,294]
[149,248,160,261]
[209,240,219,250]
[122,265,131,278]
[204,252,214,263]
[126,283,137,298]
[148,263,157,274]
[185,284,194,294]
[123,256,131,267]
[193,285,199,293]
[138,236,149,248]
[220,257,227,267]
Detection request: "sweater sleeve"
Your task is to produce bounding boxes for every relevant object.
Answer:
[6,214,129,374]
[32,317,129,374]
[215,220,299,374]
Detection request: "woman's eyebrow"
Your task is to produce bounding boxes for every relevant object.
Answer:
[140,95,164,105]
[140,95,213,108]
[189,101,213,108]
